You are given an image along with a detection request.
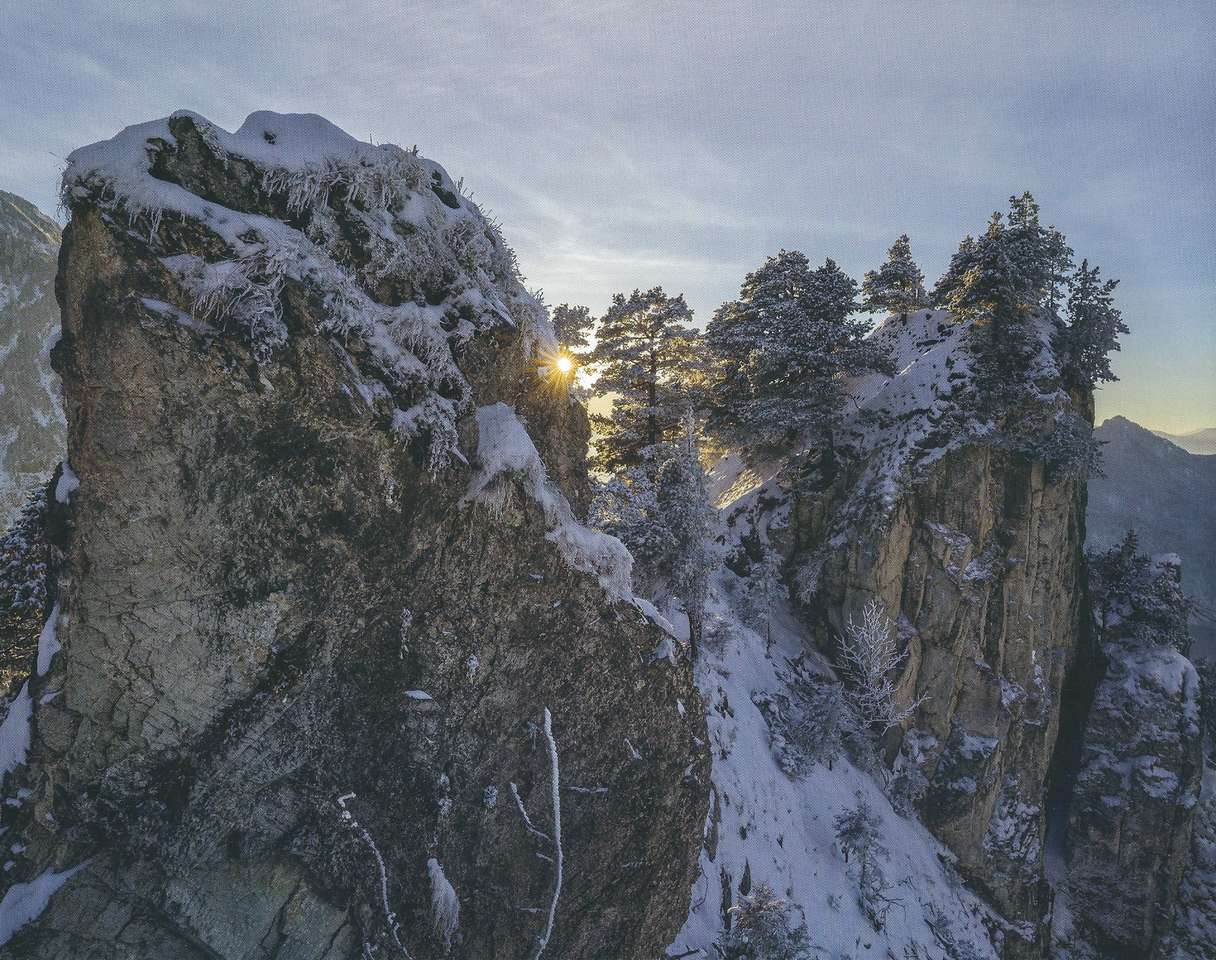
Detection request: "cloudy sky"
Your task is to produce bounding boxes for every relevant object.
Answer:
[3,1,1212,431]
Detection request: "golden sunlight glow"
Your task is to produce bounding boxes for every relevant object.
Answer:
[555,354,574,375]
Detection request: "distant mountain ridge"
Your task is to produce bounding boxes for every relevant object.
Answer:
[1153,425,1216,456]
[0,190,65,527]
[1089,415,1216,652]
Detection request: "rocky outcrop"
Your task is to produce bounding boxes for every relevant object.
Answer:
[809,446,1086,955]
[782,310,1090,957]
[0,192,64,528]
[0,111,707,958]
[1057,552,1204,958]
[1062,643,1202,957]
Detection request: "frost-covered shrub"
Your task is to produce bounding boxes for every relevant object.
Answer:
[838,599,926,733]
[716,882,814,960]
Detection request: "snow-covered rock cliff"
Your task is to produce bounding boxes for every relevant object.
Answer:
[0,111,707,958]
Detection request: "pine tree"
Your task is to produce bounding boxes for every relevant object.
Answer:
[717,882,814,960]
[931,234,977,307]
[550,303,593,350]
[1003,191,1054,303]
[589,466,673,586]
[741,546,786,654]
[833,794,894,930]
[1057,259,1128,388]
[862,234,928,320]
[588,287,699,472]
[1088,531,1192,653]
[1043,226,1075,315]
[705,251,892,459]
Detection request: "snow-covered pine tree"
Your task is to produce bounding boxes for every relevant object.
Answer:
[832,793,893,929]
[589,464,675,588]
[1087,531,1193,654]
[550,302,593,351]
[1057,258,1128,389]
[716,881,814,960]
[1043,224,1075,315]
[1003,191,1054,303]
[587,287,699,472]
[931,234,976,307]
[705,251,892,461]
[861,234,928,320]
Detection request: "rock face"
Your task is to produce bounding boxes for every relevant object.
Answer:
[0,112,707,958]
[810,447,1086,954]
[1059,553,1204,958]
[785,310,1090,956]
[1063,643,1202,957]
[0,191,65,528]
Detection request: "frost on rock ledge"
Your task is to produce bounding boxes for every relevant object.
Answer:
[60,110,557,471]
[468,403,633,601]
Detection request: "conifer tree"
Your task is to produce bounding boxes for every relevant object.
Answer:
[937,212,1038,382]
[550,303,593,351]
[931,234,977,307]
[861,234,928,320]
[587,287,698,472]
[705,251,892,459]
[1057,259,1128,388]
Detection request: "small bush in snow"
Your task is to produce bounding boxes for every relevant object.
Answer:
[833,794,896,931]
[715,882,814,960]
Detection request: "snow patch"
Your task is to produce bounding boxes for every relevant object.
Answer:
[0,683,33,783]
[54,462,78,505]
[35,601,61,676]
[0,862,87,946]
[427,857,460,948]
[468,403,633,601]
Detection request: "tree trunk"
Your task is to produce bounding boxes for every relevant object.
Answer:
[648,350,658,449]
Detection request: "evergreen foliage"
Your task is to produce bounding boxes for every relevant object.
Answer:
[862,234,928,319]
[716,882,815,960]
[550,302,593,351]
[1056,259,1128,389]
[833,794,895,930]
[1088,530,1193,654]
[705,250,893,458]
[0,488,50,642]
[588,287,699,472]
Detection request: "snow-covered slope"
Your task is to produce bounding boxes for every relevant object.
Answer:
[667,463,1005,959]
[0,191,64,527]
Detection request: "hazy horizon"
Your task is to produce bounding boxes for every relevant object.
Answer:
[3,1,1212,432]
